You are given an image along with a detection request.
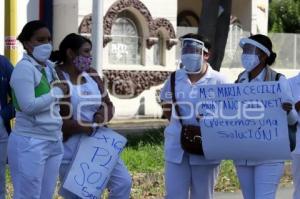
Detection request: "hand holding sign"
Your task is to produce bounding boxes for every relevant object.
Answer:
[63,127,127,199]
[199,81,291,160]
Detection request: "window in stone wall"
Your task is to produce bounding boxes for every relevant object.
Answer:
[109,17,141,65]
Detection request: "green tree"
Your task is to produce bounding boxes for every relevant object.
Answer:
[269,0,300,33]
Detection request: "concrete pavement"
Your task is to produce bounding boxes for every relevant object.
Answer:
[108,118,167,135]
[215,187,293,199]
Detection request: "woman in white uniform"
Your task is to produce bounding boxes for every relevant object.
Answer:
[8,20,68,199]
[288,75,300,199]
[160,33,228,199]
[52,33,132,199]
[234,34,297,199]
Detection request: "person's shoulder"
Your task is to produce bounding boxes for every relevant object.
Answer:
[13,58,36,77]
[288,73,300,82]
[0,54,10,61]
[0,55,12,66]
[208,67,229,83]
[209,69,223,78]
[267,67,285,80]
[174,68,186,79]
[15,58,32,70]
[0,55,8,62]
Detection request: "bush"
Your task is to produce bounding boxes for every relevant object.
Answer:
[269,0,300,33]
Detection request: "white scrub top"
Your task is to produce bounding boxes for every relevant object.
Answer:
[160,65,228,165]
[62,71,102,163]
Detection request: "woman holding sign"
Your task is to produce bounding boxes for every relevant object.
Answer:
[288,75,300,199]
[52,33,132,199]
[160,33,228,199]
[8,20,68,199]
[234,34,298,199]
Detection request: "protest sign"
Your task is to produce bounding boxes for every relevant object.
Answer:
[63,127,127,199]
[199,81,291,160]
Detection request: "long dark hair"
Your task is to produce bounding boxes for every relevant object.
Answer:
[51,33,92,64]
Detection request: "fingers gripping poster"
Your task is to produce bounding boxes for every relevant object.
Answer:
[63,127,127,199]
[198,81,291,160]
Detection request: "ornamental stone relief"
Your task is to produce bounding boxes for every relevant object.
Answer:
[78,0,176,98]
[78,0,177,48]
[102,70,170,99]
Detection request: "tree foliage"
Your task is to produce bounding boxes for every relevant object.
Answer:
[269,0,300,33]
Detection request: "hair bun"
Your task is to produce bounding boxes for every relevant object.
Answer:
[267,52,277,65]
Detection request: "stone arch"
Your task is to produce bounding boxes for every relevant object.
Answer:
[78,0,177,49]
[103,0,153,46]
[150,18,177,49]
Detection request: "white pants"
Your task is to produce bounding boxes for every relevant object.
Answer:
[0,141,7,199]
[165,154,219,199]
[235,162,284,199]
[292,153,300,199]
[59,158,132,199]
[7,133,63,199]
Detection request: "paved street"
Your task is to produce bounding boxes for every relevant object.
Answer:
[215,187,293,199]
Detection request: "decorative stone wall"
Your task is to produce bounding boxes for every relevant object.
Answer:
[78,0,176,99]
[102,70,170,99]
[78,0,177,48]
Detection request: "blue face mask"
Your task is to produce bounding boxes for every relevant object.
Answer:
[181,53,203,74]
[32,43,53,63]
[241,53,260,72]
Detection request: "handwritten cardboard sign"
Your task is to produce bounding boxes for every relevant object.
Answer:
[63,127,127,199]
[199,81,291,160]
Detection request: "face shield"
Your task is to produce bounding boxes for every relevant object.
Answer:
[239,38,271,56]
[239,38,271,71]
[180,38,208,74]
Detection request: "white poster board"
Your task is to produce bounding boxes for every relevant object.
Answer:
[199,81,291,160]
[63,127,127,199]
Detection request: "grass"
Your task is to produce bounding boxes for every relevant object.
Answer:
[122,128,164,173]
[121,128,241,197]
[4,128,293,198]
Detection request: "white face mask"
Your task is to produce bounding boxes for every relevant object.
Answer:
[32,43,53,63]
[241,53,260,71]
[181,53,203,74]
